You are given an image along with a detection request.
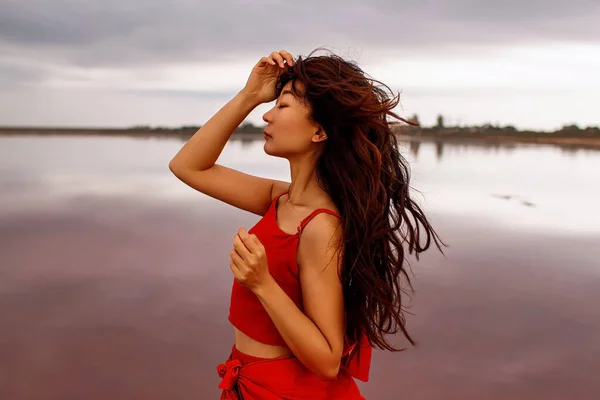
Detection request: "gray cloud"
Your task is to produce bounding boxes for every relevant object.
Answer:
[0,62,48,89]
[1,0,599,70]
[1,0,599,131]
[125,88,236,100]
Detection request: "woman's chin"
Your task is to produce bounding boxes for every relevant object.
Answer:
[263,141,277,156]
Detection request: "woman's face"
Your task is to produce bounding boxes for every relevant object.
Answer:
[261,81,325,159]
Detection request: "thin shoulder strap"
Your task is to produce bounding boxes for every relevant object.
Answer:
[272,191,288,206]
[297,208,341,232]
[276,191,288,201]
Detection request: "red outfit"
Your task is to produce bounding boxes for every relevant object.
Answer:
[219,192,372,399]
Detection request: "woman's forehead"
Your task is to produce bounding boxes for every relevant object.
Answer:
[279,80,305,99]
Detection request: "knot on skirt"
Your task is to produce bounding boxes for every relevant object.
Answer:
[217,358,242,399]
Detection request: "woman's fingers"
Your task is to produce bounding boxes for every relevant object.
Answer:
[279,50,294,66]
[230,249,244,267]
[229,260,242,282]
[233,233,251,258]
[259,50,293,69]
[270,51,285,68]
[256,56,272,68]
[258,56,276,67]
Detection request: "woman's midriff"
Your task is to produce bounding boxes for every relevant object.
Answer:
[234,327,292,359]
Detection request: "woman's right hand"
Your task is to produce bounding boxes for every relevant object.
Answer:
[240,50,295,105]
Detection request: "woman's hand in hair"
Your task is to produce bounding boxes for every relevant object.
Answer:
[240,50,294,105]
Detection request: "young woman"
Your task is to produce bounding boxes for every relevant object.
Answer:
[169,49,443,399]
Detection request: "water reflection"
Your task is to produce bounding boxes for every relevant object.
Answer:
[1,134,599,233]
[239,136,255,149]
[404,138,523,162]
[409,140,421,160]
[401,136,600,163]
[1,135,600,399]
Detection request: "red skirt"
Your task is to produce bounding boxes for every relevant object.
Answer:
[217,346,367,399]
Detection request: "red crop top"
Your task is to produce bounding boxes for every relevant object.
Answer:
[228,192,372,381]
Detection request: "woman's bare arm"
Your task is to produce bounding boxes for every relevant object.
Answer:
[252,214,345,380]
[169,51,294,215]
[169,91,288,216]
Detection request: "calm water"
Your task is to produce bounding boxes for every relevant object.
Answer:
[1,135,599,399]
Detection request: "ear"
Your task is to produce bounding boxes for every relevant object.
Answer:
[311,127,328,143]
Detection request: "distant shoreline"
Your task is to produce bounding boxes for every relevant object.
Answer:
[398,134,600,149]
[1,126,599,150]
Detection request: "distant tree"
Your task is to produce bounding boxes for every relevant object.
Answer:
[436,114,444,128]
[235,121,264,133]
[585,126,600,133]
[179,125,201,131]
[131,125,151,130]
[409,113,420,126]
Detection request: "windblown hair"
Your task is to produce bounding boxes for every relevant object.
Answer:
[275,49,444,350]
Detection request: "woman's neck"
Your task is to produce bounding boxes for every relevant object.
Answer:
[287,154,325,207]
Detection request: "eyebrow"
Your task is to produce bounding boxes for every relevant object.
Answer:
[275,89,295,105]
[279,90,294,98]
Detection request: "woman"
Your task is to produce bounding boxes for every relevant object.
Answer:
[169,49,443,399]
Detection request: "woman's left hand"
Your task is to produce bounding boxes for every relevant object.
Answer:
[230,227,272,292]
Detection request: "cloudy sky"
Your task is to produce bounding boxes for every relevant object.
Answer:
[1,0,599,130]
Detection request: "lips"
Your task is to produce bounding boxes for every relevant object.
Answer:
[263,131,272,138]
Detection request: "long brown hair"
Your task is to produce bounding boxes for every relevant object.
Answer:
[275,49,445,351]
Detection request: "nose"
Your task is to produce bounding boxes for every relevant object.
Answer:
[262,107,274,124]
